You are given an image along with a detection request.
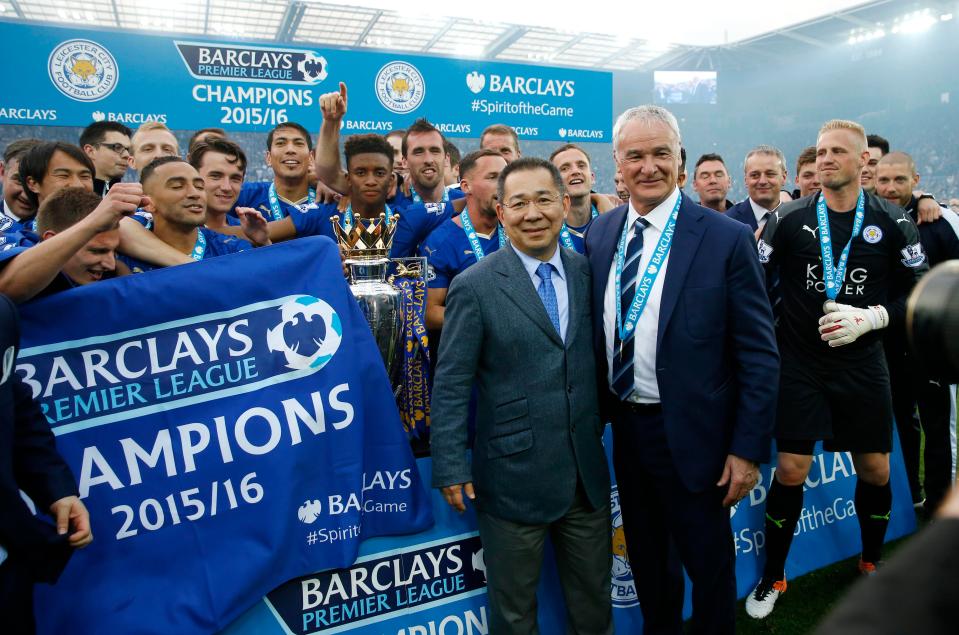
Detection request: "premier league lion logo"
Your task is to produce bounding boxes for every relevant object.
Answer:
[266,295,342,371]
[48,39,119,102]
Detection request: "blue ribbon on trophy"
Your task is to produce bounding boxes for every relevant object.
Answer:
[392,262,431,441]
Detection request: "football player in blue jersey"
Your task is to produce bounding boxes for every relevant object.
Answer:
[21,141,196,270]
[233,122,319,222]
[119,157,268,274]
[189,138,247,232]
[549,143,601,254]
[0,185,145,301]
[79,120,133,196]
[129,122,180,173]
[0,139,41,234]
[420,149,507,330]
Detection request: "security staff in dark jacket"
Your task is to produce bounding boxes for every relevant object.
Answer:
[0,294,92,634]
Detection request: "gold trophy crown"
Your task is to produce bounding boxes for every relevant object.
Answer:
[330,212,400,260]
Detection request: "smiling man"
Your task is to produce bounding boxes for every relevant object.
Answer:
[188,137,248,232]
[692,153,734,213]
[129,122,180,173]
[549,143,599,254]
[727,145,788,231]
[120,157,266,273]
[431,156,611,634]
[233,122,317,222]
[0,139,41,234]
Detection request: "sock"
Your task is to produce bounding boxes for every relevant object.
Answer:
[855,479,892,564]
[762,478,804,581]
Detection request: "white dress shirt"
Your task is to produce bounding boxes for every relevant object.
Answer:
[514,245,569,342]
[748,198,777,230]
[603,187,680,403]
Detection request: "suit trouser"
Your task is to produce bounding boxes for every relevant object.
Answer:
[888,351,956,510]
[612,405,736,635]
[0,558,37,635]
[475,481,613,635]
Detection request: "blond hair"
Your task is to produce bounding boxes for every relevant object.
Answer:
[132,122,178,150]
[818,119,867,153]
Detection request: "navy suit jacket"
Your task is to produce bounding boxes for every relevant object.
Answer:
[0,295,78,583]
[584,195,780,492]
[725,199,758,231]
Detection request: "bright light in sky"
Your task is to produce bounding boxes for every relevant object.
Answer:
[330,0,872,45]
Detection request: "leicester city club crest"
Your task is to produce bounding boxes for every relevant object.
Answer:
[375,61,425,114]
[610,485,639,608]
[48,39,119,102]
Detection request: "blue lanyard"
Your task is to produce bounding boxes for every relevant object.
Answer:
[190,230,208,261]
[817,190,865,300]
[559,204,599,252]
[267,183,316,221]
[341,204,393,229]
[460,210,505,262]
[411,185,449,205]
[615,194,681,341]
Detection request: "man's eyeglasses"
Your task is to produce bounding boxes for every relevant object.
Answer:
[96,142,132,156]
[502,196,560,212]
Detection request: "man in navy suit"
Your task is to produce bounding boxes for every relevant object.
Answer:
[726,145,789,232]
[584,106,779,634]
[0,294,93,633]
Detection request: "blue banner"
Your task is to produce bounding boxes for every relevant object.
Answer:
[17,238,432,634]
[0,21,612,141]
[224,429,916,634]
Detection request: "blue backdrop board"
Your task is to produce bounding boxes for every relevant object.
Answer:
[224,430,917,635]
[0,21,612,142]
[18,238,433,634]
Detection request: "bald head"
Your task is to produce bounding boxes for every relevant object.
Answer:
[878,151,916,175]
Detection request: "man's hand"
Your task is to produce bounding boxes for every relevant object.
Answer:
[315,179,342,205]
[441,482,475,513]
[717,455,759,507]
[320,82,348,122]
[915,195,942,224]
[590,192,617,213]
[236,207,271,247]
[49,496,93,548]
[89,183,148,232]
[818,300,888,347]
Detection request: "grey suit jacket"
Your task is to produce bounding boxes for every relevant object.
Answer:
[430,243,610,524]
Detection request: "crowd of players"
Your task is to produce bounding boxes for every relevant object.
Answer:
[1,79,958,625]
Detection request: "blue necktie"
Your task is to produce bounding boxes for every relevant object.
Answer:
[611,217,649,400]
[535,262,561,337]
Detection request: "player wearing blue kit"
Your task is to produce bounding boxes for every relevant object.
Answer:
[234,122,317,222]
[0,139,40,234]
[0,186,144,302]
[421,150,507,331]
[189,138,247,232]
[118,157,268,274]
[549,143,601,254]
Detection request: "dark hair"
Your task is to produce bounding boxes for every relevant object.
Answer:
[19,142,95,208]
[79,121,133,148]
[497,156,564,202]
[401,118,445,157]
[266,122,313,151]
[343,134,394,169]
[36,186,103,234]
[3,138,42,164]
[444,140,461,167]
[480,124,519,150]
[795,145,818,173]
[866,134,889,155]
[141,155,189,186]
[188,127,227,151]
[189,138,247,174]
[694,153,726,174]
[548,143,592,166]
[458,149,504,180]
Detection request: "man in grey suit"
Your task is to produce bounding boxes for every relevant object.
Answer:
[431,157,612,634]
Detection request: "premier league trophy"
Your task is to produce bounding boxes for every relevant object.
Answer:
[331,211,432,454]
